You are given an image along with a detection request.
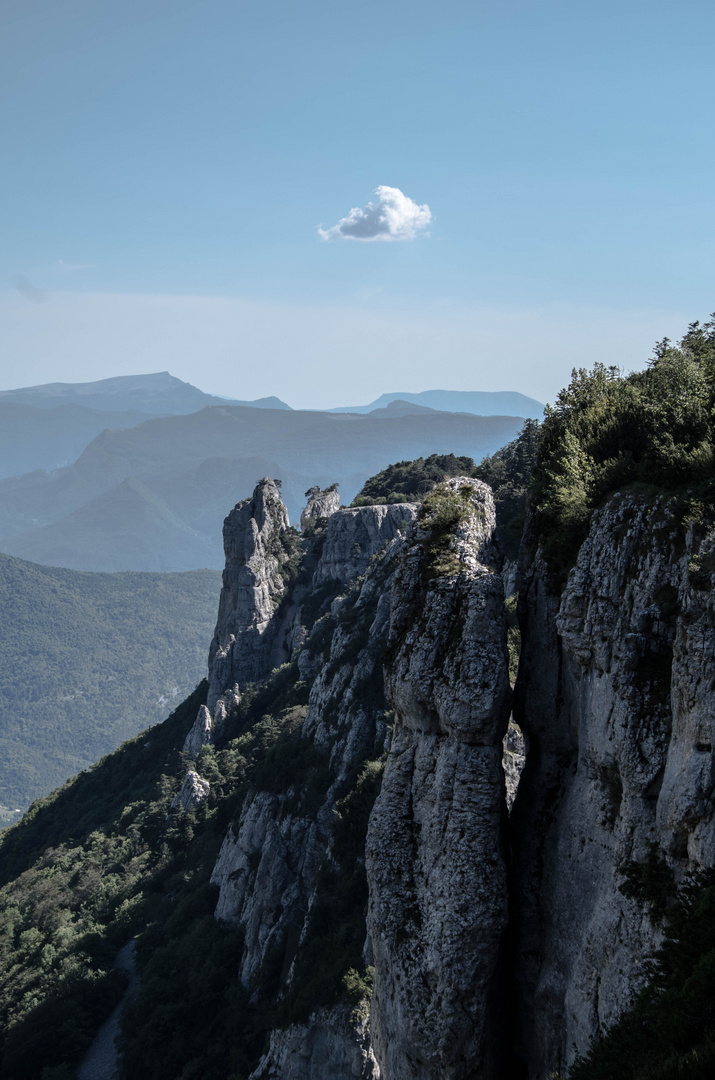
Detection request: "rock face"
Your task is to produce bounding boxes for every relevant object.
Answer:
[511,495,715,1076]
[207,477,292,714]
[182,703,212,758]
[171,770,210,812]
[174,474,715,1079]
[209,496,420,1077]
[313,504,418,586]
[249,1004,378,1080]
[366,478,511,1080]
[300,485,341,531]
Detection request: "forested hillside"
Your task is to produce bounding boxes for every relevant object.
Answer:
[0,555,220,815]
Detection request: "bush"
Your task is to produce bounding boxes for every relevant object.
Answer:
[532,317,715,580]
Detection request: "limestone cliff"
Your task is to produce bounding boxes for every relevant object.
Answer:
[366,478,511,1080]
[511,495,715,1077]
[300,485,341,531]
[171,476,715,1078]
[209,488,418,1077]
[312,504,418,586]
[206,477,292,715]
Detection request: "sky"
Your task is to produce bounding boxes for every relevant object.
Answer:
[1,0,714,409]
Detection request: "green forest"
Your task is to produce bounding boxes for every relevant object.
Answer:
[0,556,220,814]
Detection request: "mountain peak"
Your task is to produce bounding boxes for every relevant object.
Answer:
[0,373,292,416]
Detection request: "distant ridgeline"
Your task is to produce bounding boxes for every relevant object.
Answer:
[0,378,525,571]
[0,323,714,1080]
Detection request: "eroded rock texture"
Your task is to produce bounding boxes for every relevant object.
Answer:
[170,769,210,812]
[207,477,292,714]
[249,1004,378,1080]
[366,478,511,1080]
[300,484,341,531]
[511,496,715,1077]
[210,501,420,1076]
[313,504,418,586]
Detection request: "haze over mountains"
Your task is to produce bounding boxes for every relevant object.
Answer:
[330,388,545,418]
[0,372,540,572]
[0,371,290,415]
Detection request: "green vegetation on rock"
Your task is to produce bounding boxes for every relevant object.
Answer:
[351,453,478,505]
[568,869,715,1080]
[473,418,541,559]
[532,318,715,577]
[351,423,541,563]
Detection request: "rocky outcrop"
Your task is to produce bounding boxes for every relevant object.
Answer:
[171,770,210,812]
[300,485,341,531]
[210,504,420,1073]
[249,1004,378,1080]
[207,477,292,714]
[210,527,402,965]
[313,504,418,586]
[366,478,511,1080]
[511,495,715,1076]
[196,475,715,1079]
[182,703,212,758]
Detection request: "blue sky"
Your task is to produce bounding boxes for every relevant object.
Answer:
[1,0,714,408]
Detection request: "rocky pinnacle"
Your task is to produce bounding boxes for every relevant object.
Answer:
[366,478,511,1080]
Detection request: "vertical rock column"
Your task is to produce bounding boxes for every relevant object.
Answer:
[366,478,511,1080]
[207,476,291,714]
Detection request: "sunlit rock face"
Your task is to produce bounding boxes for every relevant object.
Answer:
[206,477,291,714]
[511,496,715,1077]
[313,503,418,587]
[366,478,511,1080]
[209,498,420,1076]
[300,484,341,531]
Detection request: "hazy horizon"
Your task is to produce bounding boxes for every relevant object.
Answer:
[2,1,712,410]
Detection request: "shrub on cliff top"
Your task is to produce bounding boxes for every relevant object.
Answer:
[351,453,477,505]
[533,317,715,577]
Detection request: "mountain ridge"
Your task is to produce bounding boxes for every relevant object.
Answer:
[0,405,524,571]
[329,388,545,418]
[0,371,292,415]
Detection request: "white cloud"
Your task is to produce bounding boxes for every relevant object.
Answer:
[57,259,94,273]
[319,185,431,242]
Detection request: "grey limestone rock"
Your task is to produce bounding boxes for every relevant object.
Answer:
[182,703,212,758]
[248,1004,379,1080]
[366,478,511,1080]
[210,511,413,1075]
[313,503,418,586]
[300,485,341,531]
[207,477,292,713]
[511,495,715,1076]
[171,770,210,812]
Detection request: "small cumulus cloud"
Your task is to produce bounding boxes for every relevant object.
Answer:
[319,185,431,242]
[57,259,93,273]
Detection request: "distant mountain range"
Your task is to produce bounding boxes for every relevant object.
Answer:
[0,372,538,572]
[0,406,524,571]
[329,389,545,418]
[0,371,291,415]
[0,373,292,480]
